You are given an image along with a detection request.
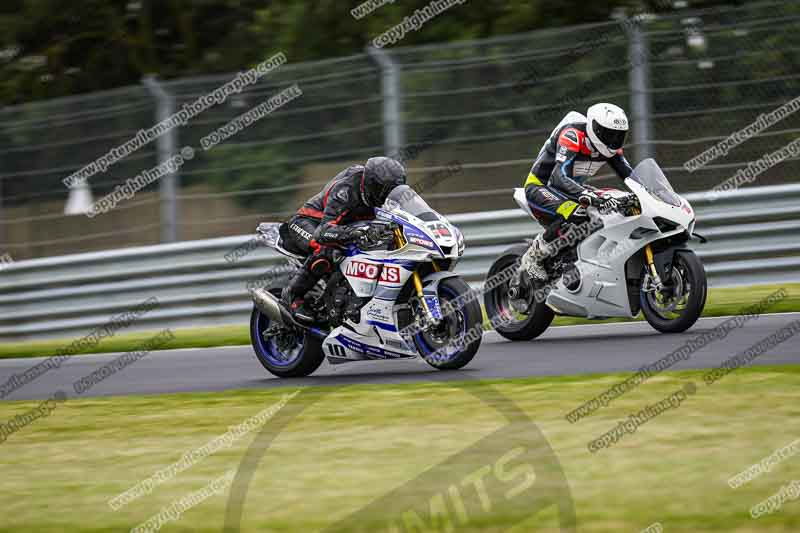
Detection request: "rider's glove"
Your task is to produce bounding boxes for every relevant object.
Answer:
[600,197,621,214]
[345,226,369,243]
[360,224,396,249]
[578,190,602,207]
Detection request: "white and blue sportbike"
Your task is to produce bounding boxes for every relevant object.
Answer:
[249,185,482,378]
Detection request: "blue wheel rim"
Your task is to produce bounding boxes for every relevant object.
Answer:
[254,310,304,368]
[414,285,468,364]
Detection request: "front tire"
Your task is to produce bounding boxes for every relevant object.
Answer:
[414,277,482,370]
[249,289,325,377]
[484,244,555,341]
[641,250,707,333]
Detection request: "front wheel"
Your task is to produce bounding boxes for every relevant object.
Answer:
[249,289,325,377]
[413,277,482,370]
[641,250,707,333]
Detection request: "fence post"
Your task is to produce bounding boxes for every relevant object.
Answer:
[0,178,4,249]
[142,76,180,243]
[366,46,405,157]
[628,20,655,162]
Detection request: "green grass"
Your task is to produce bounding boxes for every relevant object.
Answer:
[1,282,799,360]
[550,282,800,327]
[1,366,799,531]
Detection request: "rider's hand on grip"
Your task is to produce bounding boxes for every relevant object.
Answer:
[600,197,621,214]
[578,190,601,207]
[344,226,368,244]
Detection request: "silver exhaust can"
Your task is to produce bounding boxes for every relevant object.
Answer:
[250,288,285,325]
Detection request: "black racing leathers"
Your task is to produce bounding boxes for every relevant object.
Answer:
[283,165,376,305]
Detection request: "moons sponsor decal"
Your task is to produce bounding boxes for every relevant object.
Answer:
[344,261,401,283]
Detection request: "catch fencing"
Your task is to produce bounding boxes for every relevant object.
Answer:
[0,2,799,260]
[0,183,797,342]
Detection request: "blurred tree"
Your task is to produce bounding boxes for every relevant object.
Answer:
[0,0,743,105]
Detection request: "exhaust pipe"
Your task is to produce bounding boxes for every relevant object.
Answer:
[251,288,289,326]
[250,288,327,340]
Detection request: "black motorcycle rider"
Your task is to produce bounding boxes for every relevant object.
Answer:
[280,157,407,321]
[522,103,634,280]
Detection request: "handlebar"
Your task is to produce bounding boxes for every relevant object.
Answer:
[352,221,399,249]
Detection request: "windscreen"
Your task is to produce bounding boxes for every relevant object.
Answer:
[630,159,683,207]
[384,185,440,221]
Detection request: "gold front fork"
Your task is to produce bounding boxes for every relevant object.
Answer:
[644,244,663,290]
[412,270,435,319]
[630,206,661,289]
[394,228,406,248]
[398,227,437,322]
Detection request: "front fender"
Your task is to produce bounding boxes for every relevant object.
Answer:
[652,243,693,280]
[420,271,461,294]
[419,271,462,321]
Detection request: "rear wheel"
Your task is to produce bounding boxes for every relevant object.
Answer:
[484,244,554,341]
[414,277,482,370]
[641,250,707,333]
[249,290,325,377]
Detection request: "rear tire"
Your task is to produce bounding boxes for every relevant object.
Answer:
[641,250,707,334]
[249,289,325,378]
[484,244,555,341]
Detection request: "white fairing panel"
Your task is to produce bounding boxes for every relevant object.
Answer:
[544,177,694,319]
[513,188,534,218]
[340,257,411,298]
[627,178,695,230]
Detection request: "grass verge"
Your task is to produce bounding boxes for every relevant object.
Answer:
[0,365,798,531]
[1,282,799,360]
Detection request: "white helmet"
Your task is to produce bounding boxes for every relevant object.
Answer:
[586,103,629,157]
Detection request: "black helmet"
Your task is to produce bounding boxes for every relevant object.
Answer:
[363,157,407,207]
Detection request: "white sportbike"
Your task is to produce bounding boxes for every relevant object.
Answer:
[485,158,708,340]
[250,185,482,377]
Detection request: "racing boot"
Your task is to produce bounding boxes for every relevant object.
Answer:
[281,268,318,324]
[521,234,551,282]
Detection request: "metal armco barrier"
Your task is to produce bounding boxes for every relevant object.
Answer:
[1,184,798,341]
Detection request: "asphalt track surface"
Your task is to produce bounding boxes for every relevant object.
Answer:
[1,313,799,402]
